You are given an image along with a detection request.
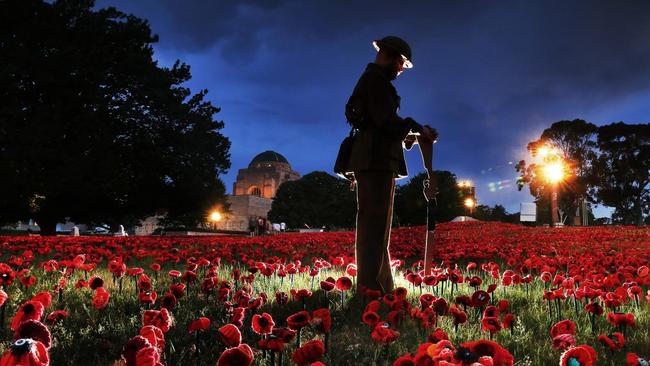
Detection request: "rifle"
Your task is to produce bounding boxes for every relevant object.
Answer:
[415,128,437,274]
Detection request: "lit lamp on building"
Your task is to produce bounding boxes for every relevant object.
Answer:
[209,211,222,231]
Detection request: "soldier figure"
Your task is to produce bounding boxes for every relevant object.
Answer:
[347,36,437,294]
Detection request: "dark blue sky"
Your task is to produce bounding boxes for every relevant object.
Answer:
[96,0,650,217]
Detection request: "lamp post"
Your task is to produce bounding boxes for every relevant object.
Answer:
[541,154,566,227]
[209,211,222,231]
[464,197,476,216]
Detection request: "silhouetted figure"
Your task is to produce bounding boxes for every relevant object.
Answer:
[347,36,436,294]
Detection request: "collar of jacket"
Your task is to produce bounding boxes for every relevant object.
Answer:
[366,62,396,81]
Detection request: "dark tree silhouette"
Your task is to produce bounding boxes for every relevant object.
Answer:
[590,122,649,225]
[0,0,231,233]
[268,171,356,229]
[393,171,464,226]
[516,119,598,224]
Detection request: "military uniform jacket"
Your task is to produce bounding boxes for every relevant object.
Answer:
[348,63,422,179]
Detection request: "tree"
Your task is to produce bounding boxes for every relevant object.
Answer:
[516,119,598,224]
[268,172,356,229]
[393,171,464,226]
[0,0,231,233]
[590,122,650,225]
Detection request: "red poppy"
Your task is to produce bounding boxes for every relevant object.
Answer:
[559,345,598,366]
[471,290,490,308]
[218,324,242,347]
[160,293,177,310]
[251,313,275,334]
[14,320,52,349]
[287,311,311,330]
[371,323,400,345]
[231,307,245,328]
[92,288,110,310]
[393,353,415,366]
[139,325,165,351]
[502,314,515,329]
[550,320,577,338]
[598,332,625,351]
[310,308,331,334]
[216,343,254,366]
[0,338,49,366]
[139,290,157,305]
[0,289,7,308]
[142,308,172,333]
[427,328,448,343]
[188,317,211,333]
[169,283,185,299]
[292,339,325,366]
[320,281,335,292]
[552,334,576,350]
[45,310,68,325]
[121,335,160,366]
[0,263,16,287]
[30,292,52,309]
[362,311,381,328]
[11,300,45,331]
[460,339,514,366]
[258,336,285,352]
[626,353,649,366]
[88,275,104,290]
[481,316,502,335]
[607,312,635,328]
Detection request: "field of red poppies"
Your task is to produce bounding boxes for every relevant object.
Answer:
[0,222,648,366]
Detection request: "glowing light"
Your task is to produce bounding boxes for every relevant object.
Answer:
[543,162,565,183]
[209,211,222,222]
[538,146,549,157]
[464,198,476,208]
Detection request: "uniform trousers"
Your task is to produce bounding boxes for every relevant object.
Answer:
[354,169,396,294]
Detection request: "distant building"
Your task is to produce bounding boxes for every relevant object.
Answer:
[217,151,300,231]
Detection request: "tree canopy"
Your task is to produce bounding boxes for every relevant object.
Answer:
[0,0,231,233]
[394,171,465,226]
[268,171,356,229]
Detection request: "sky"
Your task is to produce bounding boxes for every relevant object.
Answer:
[95,0,650,217]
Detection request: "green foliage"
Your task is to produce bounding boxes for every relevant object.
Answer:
[590,122,650,225]
[268,171,356,229]
[394,171,464,226]
[474,204,518,223]
[0,0,231,233]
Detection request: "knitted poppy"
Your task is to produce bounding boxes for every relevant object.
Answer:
[320,281,335,292]
[550,320,577,338]
[216,343,254,366]
[310,308,331,334]
[139,290,157,305]
[188,317,211,333]
[460,339,514,366]
[139,325,165,351]
[14,320,52,349]
[471,290,490,308]
[292,339,325,365]
[427,328,449,344]
[502,314,515,329]
[11,301,45,331]
[393,353,416,366]
[142,308,172,333]
[30,292,52,309]
[371,323,400,345]
[88,276,104,290]
[218,324,242,347]
[92,288,110,310]
[559,345,598,366]
[335,276,352,291]
[0,289,7,307]
[169,283,185,299]
[0,338,49,366]
[121,336,158,366]
[160,293,177,310]
[257,335,285,352]
[45,310,68,325]
[607,312,635,328]
[626,352,650,366]
[0,263,16,287]
[287,311,311,330]
[272,327,297,343]
[598,332,625,351]
[552,334,576,350]
[251,313,275,335]
[481,317,502,335]
[230,307,245,328]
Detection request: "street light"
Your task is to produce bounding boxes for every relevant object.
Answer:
[464,197,475,216]
[209,210,222,231]
[537,145,567,227]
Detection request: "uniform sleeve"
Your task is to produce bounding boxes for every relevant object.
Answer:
[362,73,423,140]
